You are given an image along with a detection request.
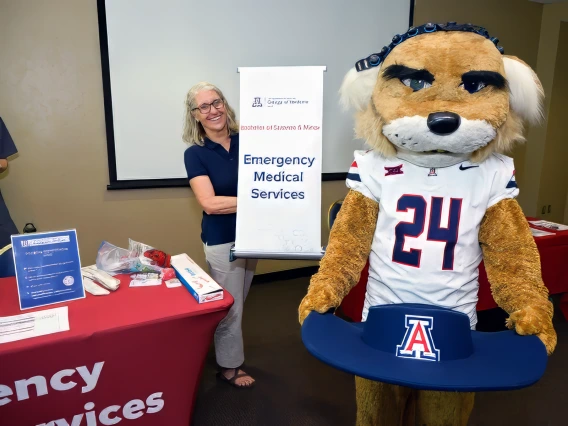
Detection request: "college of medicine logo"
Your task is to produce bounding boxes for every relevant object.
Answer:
[396,315,440,361]
[252,97,263,107]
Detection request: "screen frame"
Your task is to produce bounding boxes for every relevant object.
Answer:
[97,0,416,190]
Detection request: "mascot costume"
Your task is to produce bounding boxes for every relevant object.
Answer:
[298,22,557,426]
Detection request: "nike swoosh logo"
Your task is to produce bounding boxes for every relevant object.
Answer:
[459,164,479,170]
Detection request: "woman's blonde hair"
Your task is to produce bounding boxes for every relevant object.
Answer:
[182,82,239,146]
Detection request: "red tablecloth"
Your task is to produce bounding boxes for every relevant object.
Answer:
[477,222,568,311]
[0,275,233,426]
[338,220,568,322]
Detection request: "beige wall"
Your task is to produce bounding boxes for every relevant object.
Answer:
[537,22,568,223]
[521,3,568,218]
[0,0,347,274]
[414,0,542,73]
[414,0,544,208]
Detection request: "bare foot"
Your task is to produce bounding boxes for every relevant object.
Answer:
[220,368,255,387]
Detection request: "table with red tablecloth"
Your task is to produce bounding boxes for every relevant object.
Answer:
[0,275,233,426]
[338,219,568,322]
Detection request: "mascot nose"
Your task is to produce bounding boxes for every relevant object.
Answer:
[427,112,461,135]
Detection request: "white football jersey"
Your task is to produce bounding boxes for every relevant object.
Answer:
[346,150,519,328]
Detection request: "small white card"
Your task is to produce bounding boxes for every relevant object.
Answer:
[0,306,70,344]
[165,279,182,288]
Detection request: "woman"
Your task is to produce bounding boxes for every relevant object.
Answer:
[183,82,257,388]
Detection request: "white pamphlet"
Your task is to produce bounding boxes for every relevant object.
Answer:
[129,273,162,287]
[129,279,162,287]
[0,306,70,344]
[529,220,568,232]
[530,228,555,238]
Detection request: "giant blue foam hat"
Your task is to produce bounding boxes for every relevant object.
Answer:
[302,303,548,391]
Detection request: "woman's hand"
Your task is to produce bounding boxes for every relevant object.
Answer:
[0,159,8,172]
[189,175,237,214]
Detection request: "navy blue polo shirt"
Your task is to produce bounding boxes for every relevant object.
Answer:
[184,133,239,246]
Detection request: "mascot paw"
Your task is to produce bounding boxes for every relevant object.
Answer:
[298,303,312,326]
[506,306,557,355]
[298,286,339,325]
[535,329,557,356]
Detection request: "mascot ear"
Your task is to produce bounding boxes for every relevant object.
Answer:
[339,65,381,112]
[503,56,545,125]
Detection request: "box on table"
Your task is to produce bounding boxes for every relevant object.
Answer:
[170,254,223,303]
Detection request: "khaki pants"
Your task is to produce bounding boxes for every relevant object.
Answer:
[204,242,258,368]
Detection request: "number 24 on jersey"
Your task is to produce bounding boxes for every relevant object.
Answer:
[392,195,462,270]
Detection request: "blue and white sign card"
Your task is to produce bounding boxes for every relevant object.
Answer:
[11,229,85,310]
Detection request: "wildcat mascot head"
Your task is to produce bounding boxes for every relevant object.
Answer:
[339,22,544,167]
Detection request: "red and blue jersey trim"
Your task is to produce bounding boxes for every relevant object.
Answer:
[506,170,517,188]
[346,160,361,182]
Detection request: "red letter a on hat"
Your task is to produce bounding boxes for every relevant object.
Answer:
[406,322,430,353]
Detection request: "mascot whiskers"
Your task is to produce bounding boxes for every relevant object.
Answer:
[299,22,556,426]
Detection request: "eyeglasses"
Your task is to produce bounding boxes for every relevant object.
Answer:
[192,98,224,114]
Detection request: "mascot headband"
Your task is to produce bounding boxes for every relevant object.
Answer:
[355,22,504,72]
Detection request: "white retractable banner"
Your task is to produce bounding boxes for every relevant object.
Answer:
[235,66,325,259]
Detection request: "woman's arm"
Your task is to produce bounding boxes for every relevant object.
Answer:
[0,159,7,172]
[189,175,237,215]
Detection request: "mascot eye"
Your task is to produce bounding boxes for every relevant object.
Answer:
[461,81,487,94]
[401,78,432,92]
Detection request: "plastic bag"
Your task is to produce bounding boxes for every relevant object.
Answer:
[96,240,171,274]
[95,241,139,274]
[129,239,171,272]
[95,239,171,274]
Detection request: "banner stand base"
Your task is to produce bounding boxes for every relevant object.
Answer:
[230,246,324,262]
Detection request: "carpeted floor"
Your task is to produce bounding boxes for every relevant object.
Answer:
[191,276,567,426]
